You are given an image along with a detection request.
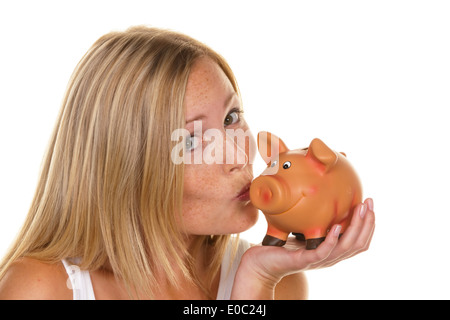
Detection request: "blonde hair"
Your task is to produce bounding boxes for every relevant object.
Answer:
[0,26,240,298]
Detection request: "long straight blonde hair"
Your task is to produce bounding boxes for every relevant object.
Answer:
[0,26,240,298]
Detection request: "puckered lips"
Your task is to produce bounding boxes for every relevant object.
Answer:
[235,182,251,201]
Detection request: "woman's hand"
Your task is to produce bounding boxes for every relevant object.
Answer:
[231,198,375,300]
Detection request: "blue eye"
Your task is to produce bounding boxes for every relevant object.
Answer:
[185,135,199,152]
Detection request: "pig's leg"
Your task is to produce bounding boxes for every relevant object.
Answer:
[262,225,289,246]
[305,238,326,250]
[303,228,327,250]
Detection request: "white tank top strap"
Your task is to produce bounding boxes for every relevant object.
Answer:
[216,238,251,300]
[62,258,96,300]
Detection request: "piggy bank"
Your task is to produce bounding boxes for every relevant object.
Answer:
[249,132,362,250]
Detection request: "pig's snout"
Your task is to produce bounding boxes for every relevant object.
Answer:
[249,176,291,215]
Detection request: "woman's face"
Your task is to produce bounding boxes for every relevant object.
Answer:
[181,57,258,236]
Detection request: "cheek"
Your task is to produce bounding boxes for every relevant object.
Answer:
[183,164,223,200]
[181,164,258,234]
[182,165,225,226]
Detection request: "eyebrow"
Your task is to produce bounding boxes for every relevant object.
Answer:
[185,92,238,124]
[185,114,207,124]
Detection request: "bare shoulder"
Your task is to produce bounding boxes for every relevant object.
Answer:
[0,257,72,300]
[275,272,308,300]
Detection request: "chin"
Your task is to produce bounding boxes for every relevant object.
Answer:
[183,202,259,236]
[228,202,259,234]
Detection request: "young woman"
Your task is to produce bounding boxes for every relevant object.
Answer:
[0,26,375,300]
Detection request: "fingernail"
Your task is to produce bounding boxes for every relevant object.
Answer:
[366,198,374,211]
[334,225,342,237]
[360,203,367,218]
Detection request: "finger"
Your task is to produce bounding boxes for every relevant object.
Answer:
[320,202,371,265]
[346,208,376,258]
[356,206,375,249]
[300,224,341,268]
[365,197,374,211]
[322,200,376,267]
[335,203,367,254]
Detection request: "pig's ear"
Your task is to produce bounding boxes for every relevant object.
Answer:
[307,138,337,171]
[257,131,289,164]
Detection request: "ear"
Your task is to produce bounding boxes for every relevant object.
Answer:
[257,131,289,164]
[307,138,338,171]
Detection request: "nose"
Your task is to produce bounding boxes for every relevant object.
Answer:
[249,176,291,214]
[222,130,249,173]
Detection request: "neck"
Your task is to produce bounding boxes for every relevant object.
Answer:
[97,235,218,299]
[153,235,218,299]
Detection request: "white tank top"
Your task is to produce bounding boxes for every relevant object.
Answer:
[62,238,250,300]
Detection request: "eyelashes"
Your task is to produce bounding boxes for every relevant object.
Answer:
[224,108,243,126]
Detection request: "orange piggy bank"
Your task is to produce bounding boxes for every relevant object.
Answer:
[249,132,362,249]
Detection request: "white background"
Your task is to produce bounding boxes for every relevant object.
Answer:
[1,0,449,299]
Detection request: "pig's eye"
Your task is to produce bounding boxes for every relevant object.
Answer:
[270,160,278,168]
[282,161,291,169]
